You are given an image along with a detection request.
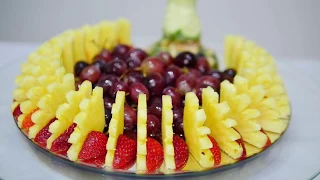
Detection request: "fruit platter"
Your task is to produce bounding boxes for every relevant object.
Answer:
[10,0,290,177]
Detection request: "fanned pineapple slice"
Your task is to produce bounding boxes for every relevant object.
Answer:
[84,25,100,63]
[47,81,92,149]
[67,87,105,161]
[202,87,243,159]
[99,21,118,50]
[184,92,214,168]
[116,18,131,45]
[73,27,86,62]
[28,72,75,139]
[136,94,147,172]
[105,91,125,167]
[220,80,268,148]
[161,95,175,170]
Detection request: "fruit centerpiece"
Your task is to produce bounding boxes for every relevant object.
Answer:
[11,0,290,176]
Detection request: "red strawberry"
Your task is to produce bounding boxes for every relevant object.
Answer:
[260,129,272,149]
[34,118,56,148]
[173,135,189,170]
[51,123,77,155]
[82,155,106,167]
[208,135,221,166]
[236,138,247,160]
[21,108,39,132]
[13,105,22,121]
[78,131,108,160]
[113,134,137,169]
[146,137,164,172]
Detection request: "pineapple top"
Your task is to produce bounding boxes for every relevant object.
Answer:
[105,91,125,167]
[136,94,147,172]
[47,81,92,149]
[161,95,175,170]
[183,92,214,168]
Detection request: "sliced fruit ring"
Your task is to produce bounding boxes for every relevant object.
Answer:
[67,87,105,161]
[105,91,125,167]
[47,81,92,150]
[202,87,244,160]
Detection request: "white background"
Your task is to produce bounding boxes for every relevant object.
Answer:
[0,0,319,59]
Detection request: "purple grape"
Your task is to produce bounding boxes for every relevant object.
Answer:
[141,57,165,75]
[126,57,142,69]
[105,59,127,76]
[110,81,128,98]
[148,97,162,119]
[145,73,165,96]
[196,57,210,74]
[103,108,112,133]
[175,73,196,95]
[74,61,89,77]
[173,108,183,124]
[93,59,106,72]
[96,74,119,94]
[80,65,101,83]
[197,75,220,91]
[188,68,202,78]
[104,96,114,109]
[162,87,182,108]
[126,48,148,61]
[157,52,173,66]
[163,65,182,86]
[206,70,224,82]
[123,71,144,85]
[124,105,137,130]
[224,68,237,78]
[173,118,184,135]
[174,51,197,67]
[112,44,131,59]
[147,114,161,137]
[93,49,113,63]
[128,82,150,104]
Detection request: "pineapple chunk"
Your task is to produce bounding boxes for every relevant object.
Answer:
[28,72,75,139]
[136,94,147,172]
[184,92,214,168]
[84,25,100,63]
[220,151,237,165]
[265,131,281,143]
[244,142,262,157]
[60,30,75,74]
[116,18,131,45]
[105,91,125,167]
[98,21,118,50]
[47,81,92,149]
[202,87,243,159]
[224,35,235,68]
[161,95,175,170]
[67,87,105,161]
[73,28,86,62]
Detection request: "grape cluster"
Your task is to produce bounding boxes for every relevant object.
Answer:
[74,45,236,139]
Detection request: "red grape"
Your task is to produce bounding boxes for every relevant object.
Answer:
[112,44,131,59]
[157,52,173,66]
[148,97,162,119]
[80,65,101,83]
[145,73,165,96]
[96,74,119,94]
[194,84,208,103]
[147,114,161,137]
[93,49,113,63]
[163,65,182,86]
[224,68,237,78]
[197,75,220,91]
[174,51,197,67]
[124,105,137,130]
[206,70,223,82]
[196,57,210,74]
[105,59,127,76]
[74,61,89,77]
[141,57,165,75]
[126,48,148,61]
[123,71,144,85]
[175,73,196,95]
[75,80,82,91]
[110,81,128,98]
[104,96,115,109]
[188,68,201,78]
[173,118,184,135]
[93,59,107,72]
[128,82,150,104]
[162,87,182,108]
[126,57,142,70]
[103,108,112,133]
[172,108,183,124]
[223,74,234,83]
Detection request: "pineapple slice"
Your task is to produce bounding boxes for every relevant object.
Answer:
[47,81,92,149]
[67,87,105,161]
[184,92,214,168]
[161,95,175,170]
[202,87,243,159]
[105,91,125,167]
[84,25,100,63]
[116,18,131,45]
[59,30,75,74]
[244,142,261,157]
[220,80,268,149]
[99,21,118,50]
[73,28,86,62]
[28,72,75,139]
[136,94,147,172]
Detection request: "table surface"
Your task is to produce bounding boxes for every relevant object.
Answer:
[0,41,319,180]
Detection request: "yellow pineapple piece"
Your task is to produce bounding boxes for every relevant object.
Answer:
[136,94,147,172]
[220,80,268,148]
[73,28,86,62]
[59,30,75,74]
[220,151,237,165]
[161,95,175,170]
[184,92,214,168]
[116,18,131,45]
[202,87,243,159]
[47,81,92,149]
[28,72,75,139]
[224,35,235,68]
[84,25,100,63]
[244,142,262,157]
[67,87,105,161]
[99,21,118,50]
[265,131,281,143]
[105,91,125,167]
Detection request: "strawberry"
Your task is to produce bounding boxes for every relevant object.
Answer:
[34,118,56,148]
[208,135,221,166]
[78,131,108,160]
[13,105,22,121]
[146,137,164,172]
[21,108,39,132]
[261,129,272,149]
[51,123,77,155]
[82,155,106,168]
[173,135,189,170]
[236,138,247,160]
[113,134,137,169]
